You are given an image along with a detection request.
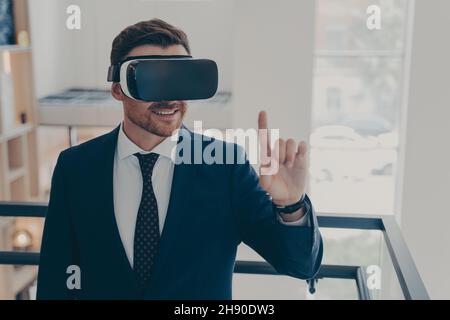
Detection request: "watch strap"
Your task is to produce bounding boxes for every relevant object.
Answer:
[273,194,307,215]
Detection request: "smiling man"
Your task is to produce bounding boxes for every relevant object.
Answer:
[36,18,323,300]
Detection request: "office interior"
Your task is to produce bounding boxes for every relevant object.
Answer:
[0,0,448,300]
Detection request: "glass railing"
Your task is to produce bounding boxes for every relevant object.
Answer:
[0,202,429,300]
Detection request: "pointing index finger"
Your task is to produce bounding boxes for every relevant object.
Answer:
[258,110,268,131]
[258,111,271,159]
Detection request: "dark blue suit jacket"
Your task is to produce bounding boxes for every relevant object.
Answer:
[36,126,323,300]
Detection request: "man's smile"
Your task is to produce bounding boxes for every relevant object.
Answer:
[149,105,181,120]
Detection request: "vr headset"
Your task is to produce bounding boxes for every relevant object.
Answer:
[107,55,218,102]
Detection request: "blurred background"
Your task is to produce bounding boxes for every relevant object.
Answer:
[0,0,448,299]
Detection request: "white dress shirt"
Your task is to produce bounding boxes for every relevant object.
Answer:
[113,124,177,267]
[113,124,308,267]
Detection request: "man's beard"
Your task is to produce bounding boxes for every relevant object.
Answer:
[127,101,187,138]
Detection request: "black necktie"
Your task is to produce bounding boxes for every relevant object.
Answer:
[133,152,160,288]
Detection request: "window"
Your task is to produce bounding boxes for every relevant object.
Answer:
[310,0,413,215]
[326,87,342,111]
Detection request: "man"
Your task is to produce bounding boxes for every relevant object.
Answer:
[37,18,323,299]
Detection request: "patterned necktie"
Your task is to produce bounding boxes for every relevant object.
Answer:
[133,152,160,288]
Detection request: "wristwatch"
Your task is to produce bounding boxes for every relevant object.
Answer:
[273,194,307,215]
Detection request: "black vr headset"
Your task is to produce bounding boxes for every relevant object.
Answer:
[107,55,218,102]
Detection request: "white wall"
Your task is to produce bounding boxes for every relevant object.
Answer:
[232,0,315,140]
[401,0,450,299]
[28,0,72,97]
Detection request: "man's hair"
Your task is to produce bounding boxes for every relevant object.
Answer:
[110,18,191,65]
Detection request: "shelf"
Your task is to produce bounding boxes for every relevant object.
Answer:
[9,176,26,201]
[7,136,24,171]
[26,130,39,198]
[0,217,14,229]
[0,123,34,142]
[0,143,5,201]
[0,50,36,134]
[0,45,31,53]
[0,0,39,300]
[8,167,25,183]
[0,216,14,299]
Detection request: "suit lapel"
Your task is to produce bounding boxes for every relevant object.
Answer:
[96,125,141,293]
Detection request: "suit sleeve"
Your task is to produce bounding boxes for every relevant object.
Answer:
[36,152,78,299]
[232,149,323,279]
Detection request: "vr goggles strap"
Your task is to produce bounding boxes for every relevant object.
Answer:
[107,55,193,82]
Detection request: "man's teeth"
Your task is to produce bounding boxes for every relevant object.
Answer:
[153,109,177,115]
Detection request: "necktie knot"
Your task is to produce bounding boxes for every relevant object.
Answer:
[134,153,159,176]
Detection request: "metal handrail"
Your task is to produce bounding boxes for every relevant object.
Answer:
[0,202,429,300]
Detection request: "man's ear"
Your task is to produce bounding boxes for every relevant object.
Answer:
[111,83,125,101]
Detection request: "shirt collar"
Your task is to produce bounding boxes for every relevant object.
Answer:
[117,123,179,162]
